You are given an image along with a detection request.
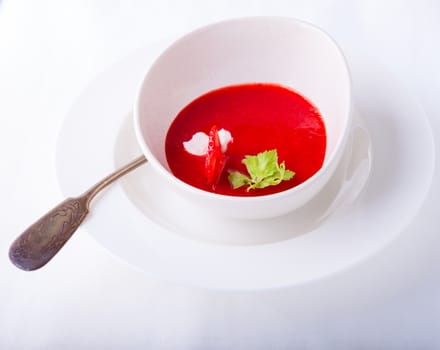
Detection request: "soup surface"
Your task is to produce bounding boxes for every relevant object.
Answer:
[165,83,326,196]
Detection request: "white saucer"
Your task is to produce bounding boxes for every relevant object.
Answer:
[56,41,435,290]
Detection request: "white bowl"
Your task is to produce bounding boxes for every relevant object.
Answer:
[134,17,352,219]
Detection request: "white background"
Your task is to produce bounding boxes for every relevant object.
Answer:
[1,0,439,349]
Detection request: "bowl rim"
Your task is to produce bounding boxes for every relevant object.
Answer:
[134,15,353,203]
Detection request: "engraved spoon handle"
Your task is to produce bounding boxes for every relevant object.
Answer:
[9,155,147,271]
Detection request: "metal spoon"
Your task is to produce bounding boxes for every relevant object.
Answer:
[9,155,147,271]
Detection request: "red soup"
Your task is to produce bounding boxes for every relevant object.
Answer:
[165,83,326,196]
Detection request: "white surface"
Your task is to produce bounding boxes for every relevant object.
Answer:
[56,45,432,290]
[1,0,439,348]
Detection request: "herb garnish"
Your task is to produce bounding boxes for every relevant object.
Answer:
[228,149,295,191]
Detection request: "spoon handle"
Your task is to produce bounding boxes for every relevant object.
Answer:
[9,196,90,271]
[9,155,147,271]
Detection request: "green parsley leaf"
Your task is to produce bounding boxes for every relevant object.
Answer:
[228,149,295,191]
[228,170,252,189]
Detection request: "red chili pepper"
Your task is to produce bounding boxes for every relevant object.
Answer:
[205,125,226,189]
